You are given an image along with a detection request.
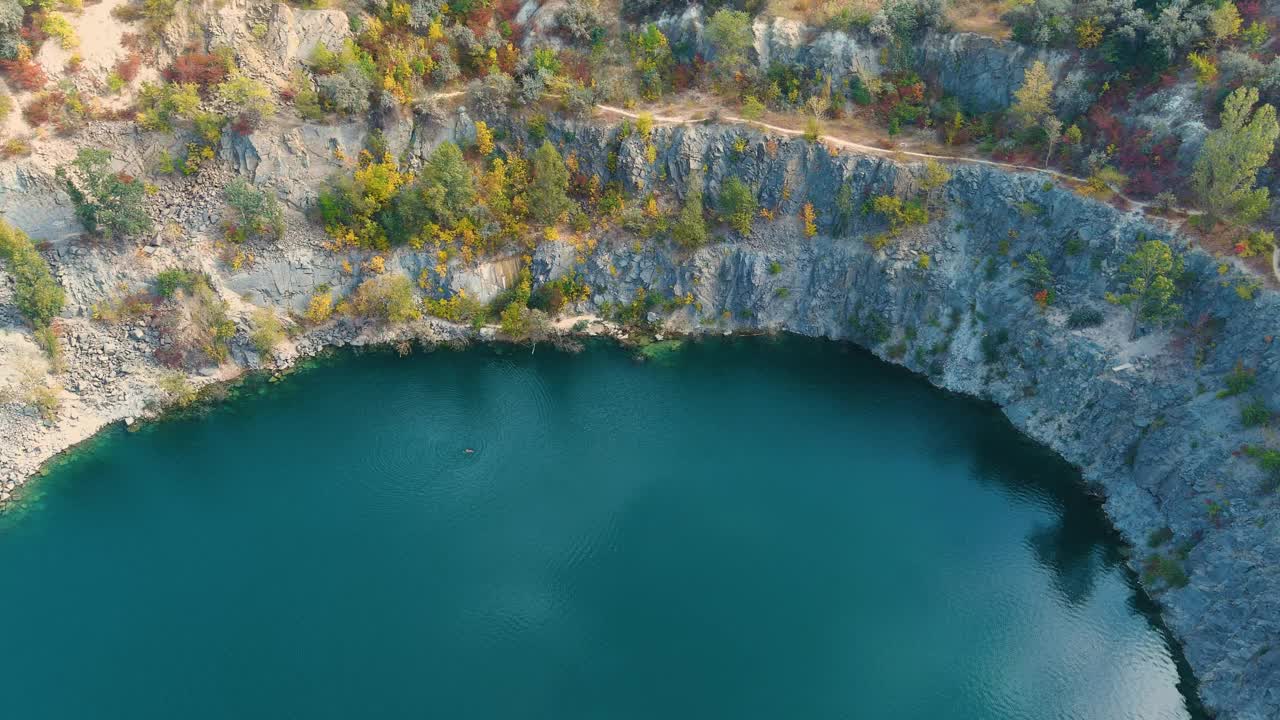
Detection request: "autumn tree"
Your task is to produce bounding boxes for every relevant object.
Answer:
[1192,86,1279,225]
[529,140,571,225]
[1106,238,1183,339]
[920,159,951,193]
[1208,2,1242,44]
[801,203,817,237]
[474,120,494,156]
[1012,60,1054,129]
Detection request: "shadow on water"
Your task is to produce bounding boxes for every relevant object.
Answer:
[798,335,1211,720]
[659,332,1207,718]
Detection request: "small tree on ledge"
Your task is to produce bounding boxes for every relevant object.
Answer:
[1106,238,1183,340]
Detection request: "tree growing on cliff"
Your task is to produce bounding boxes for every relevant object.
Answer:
[58,148,152,241]
[671,182,708,249]
[0,221,64,331]
[529,140,572,225]
[1192,86,1279,226]
[421,140,475,224]
[1012,61,1054,129]
[1106,238,1183,339]
[717,177,756,236]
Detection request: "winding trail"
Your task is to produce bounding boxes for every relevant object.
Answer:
[433,91,1278,284]
[598,104,1101,190]
[594,103,1280,285]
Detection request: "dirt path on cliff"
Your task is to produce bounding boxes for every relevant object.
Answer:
[593,103,1280,285]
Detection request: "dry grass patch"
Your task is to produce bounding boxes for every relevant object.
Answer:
[765,0,880,25]
[946,0,1011,40]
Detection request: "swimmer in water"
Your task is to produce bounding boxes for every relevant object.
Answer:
[464,448,475,454]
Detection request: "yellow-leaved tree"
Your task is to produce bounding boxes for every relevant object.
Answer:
[1012,60,1054,129]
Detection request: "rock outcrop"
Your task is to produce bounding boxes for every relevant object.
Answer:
[548,122,1278,719]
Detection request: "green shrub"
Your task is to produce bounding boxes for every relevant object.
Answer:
[249,307,285,358]
[1218,364,1256,398]
[158,371,199,409]
[671,187,707,249]
[740,95,765,120]
[529,283,566,315]
[134,81,200,132]
[1067,307,1104,329]
[1023,251,1054,301]
[216,73,276,129]
[0,220,64,330]
[864,194,928,232]
[1244,445,1280,491]
[33,325,61,370]
[153,268,200,298]
[1242,398,1271,427]
[59,148,152,240]
[529,140,571,225]
[349,274,420,323]
[1142,554,1189,589]
[152,275,235,367]
[424,291,487,326]
[223,178,284,242]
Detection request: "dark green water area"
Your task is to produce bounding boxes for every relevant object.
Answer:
[0,336,1203,719]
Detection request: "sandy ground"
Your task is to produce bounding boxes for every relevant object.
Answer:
[0,329,46,389]
[37,0,132,82]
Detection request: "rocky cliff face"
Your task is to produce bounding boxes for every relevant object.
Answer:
[529,121,1279,719]
[0,113,1278,718]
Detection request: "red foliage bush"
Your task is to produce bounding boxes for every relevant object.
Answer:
[1087,105,1123,146]
[495,0,522,24]
[496,43,520,74]
[897,81,925,104]
[22,91,62,126]
[1117,133,1181,197]
[1,56,47,91]
[153,346,185,369]
[163,51,229,89]
[466,7,493,35]
[115,51,142,82]
[559,50,591,85]
[230,113,256,135]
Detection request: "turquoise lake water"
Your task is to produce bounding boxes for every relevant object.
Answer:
[0,337,1201,719]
